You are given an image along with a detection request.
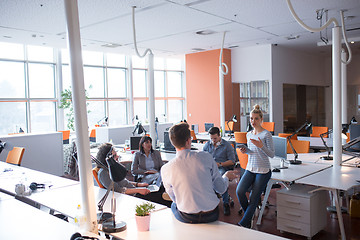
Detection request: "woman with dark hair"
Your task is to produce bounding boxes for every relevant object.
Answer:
[131,135,163,184]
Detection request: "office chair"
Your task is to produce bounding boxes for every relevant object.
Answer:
[190,130,198,143]
[310,126,328,138]
[6,147,25,166]
[58,130,70,144]
[92,167,105,189]
[89,129,96,142]
[261,122,275,135]
[234,132,247,144]
[287,140,310,154]
[278,133,298,140]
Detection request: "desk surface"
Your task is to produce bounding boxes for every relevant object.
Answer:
[296,165,360,191]
[113,208,288,240]
[287,152,355,165]
[0,198,105,240]
[28,184,167,220]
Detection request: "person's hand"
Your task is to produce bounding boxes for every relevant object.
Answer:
[144,170,157,174]
[137,182,149,187]
[137,188,150,195]
[240,147,246,153]
[224,170,237,181]
[250,137,263,148]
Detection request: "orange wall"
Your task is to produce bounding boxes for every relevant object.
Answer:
[186,49,239,132]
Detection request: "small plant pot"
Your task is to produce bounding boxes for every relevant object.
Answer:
[135,214,151,231]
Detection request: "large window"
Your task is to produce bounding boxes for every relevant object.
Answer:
[0,41,185,135]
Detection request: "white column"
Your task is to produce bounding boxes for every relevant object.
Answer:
[148,53,156,147]
[332,26,342,167]
[64,0,97,232]
[219,66,225,136]
[128,56,134,124]
[341,49,347,124]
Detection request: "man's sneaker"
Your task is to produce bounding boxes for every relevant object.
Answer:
[223,203,230,216]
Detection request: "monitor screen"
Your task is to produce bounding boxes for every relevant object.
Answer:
[163,131,175,151]
[349,124,360,151]
[130,136,142,151]
[273,136,287,160]
[205,123,214,132]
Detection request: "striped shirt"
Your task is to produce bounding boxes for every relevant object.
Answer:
[246,129,274,174]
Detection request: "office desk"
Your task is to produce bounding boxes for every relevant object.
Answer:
[0,162,78,196]
[288,152,355,165]
[257,157,331,225]
[341,155,360,167]
[113,208,288,240]
[28,184,167,220]
[296,166,360,240]
[0,197,105,240]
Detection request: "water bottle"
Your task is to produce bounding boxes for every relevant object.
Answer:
[74,204,86,230]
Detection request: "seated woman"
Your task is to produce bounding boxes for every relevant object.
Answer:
[131,135,163,184]
[96,142,171,207]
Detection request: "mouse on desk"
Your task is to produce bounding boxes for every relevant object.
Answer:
[272,168,280,172]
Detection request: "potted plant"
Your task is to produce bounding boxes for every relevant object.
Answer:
[135,202,155,231]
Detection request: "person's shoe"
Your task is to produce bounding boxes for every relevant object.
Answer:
[162,192,172,201]
[238,208,243,215]
[223,203,230,216]
[229,196,235,207]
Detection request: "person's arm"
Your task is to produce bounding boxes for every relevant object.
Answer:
[211,159,229,194]
[258,132,275,158]
[160,167,176,202]
[125,187,150,195]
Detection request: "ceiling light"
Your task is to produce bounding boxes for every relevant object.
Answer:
[191,48,206,52]
[228,45,239,49]
[286,35,300,40]
[101,43,122,48]
[3,36,12,38]
[351,41,355,44]
[195,30,216,35]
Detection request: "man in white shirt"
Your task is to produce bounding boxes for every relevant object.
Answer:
[161,122,236,223]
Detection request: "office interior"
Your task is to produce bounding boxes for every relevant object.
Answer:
[1,1,360,240]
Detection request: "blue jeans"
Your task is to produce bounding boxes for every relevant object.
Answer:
[218,167,230,205]
[236,170,271,228]
[171,202,219,224]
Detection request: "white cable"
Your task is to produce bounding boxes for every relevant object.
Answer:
[132,6,152,57]
[286,0,339,31]
[219,31,228,75]
[340,11,352,64]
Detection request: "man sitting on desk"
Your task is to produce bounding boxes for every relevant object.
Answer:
[203,126,236,216]
[161,122,236,223]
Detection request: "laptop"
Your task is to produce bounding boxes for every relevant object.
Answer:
[147,174,162,192]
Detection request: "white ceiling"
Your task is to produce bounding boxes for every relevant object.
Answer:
[0,0,360,57]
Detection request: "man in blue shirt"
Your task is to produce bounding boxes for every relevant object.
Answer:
[161,122,236,223]
[203,127,236,216]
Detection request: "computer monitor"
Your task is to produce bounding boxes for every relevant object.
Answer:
[349,124,360,151]
[191,124,199,134]
[163,132,175,151]
[273,136,287,160]
[205,123,214,132]
[130,136,142,151]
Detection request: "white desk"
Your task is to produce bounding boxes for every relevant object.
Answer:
[28,184,167,220]
[341,155,360,167]
[113,208,289,240]
[296,166,360,240]
[0,198,105,240]
[288,152,355,165]
[257,157,331,225]
[0,162,78,196]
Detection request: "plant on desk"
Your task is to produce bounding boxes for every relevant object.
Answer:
[135,202,155,231]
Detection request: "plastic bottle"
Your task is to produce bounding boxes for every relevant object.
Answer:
[74,204,86,230]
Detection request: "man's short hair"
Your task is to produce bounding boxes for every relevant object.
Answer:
[208,126,220,136]
[169,122,191,149]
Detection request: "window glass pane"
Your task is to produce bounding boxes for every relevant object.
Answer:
[134,100,147,122]
[30,101,56,132]
[0,42,24,60]
[154,58,165,70]
[133,70,146,97]
[108,101,127,126]
[28,63,55,98]
[155,100,165,122]
[107,53,126,67]
[154,71,165,97]
[0,61,25,98]
[166,58,182,70]
[87,101,105,128]
[62,65,71,91]
[84,66,104,98]
[108,68,126,98]
[132,56,146,68]
[0,102,27,135]
[83,51,103,66]
[168,100,183,123]
[61,49,70,64]
[167,72,182,97]
[27,45,54,62]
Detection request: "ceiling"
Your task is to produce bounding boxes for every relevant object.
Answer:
[1,0,360,58]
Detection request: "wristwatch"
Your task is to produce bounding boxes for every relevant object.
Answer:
[219,162,222,166]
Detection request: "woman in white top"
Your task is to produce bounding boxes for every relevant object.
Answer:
[236,104,274,228]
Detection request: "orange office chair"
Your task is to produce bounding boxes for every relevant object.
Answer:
[190,130,198,143]
[278,133,298,140]
[310,126,328,138]
[92,167,105,189]
[261,122,275,134]
[89,129,96,142]
[234,132,247,144]
[287,140,310,154]
[346,132,350,143]
[225,121,235,133]
[58,130,70,144]
[236,148,248,170]
[6,147,25,166]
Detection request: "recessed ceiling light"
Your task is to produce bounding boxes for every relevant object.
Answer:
[195,30,216,35]
[101,43,122,48]
[3,35,12,38]
[191,48,206,52]
[351,41,355,44]
[286,35,300,40]
[228,45,239,48]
